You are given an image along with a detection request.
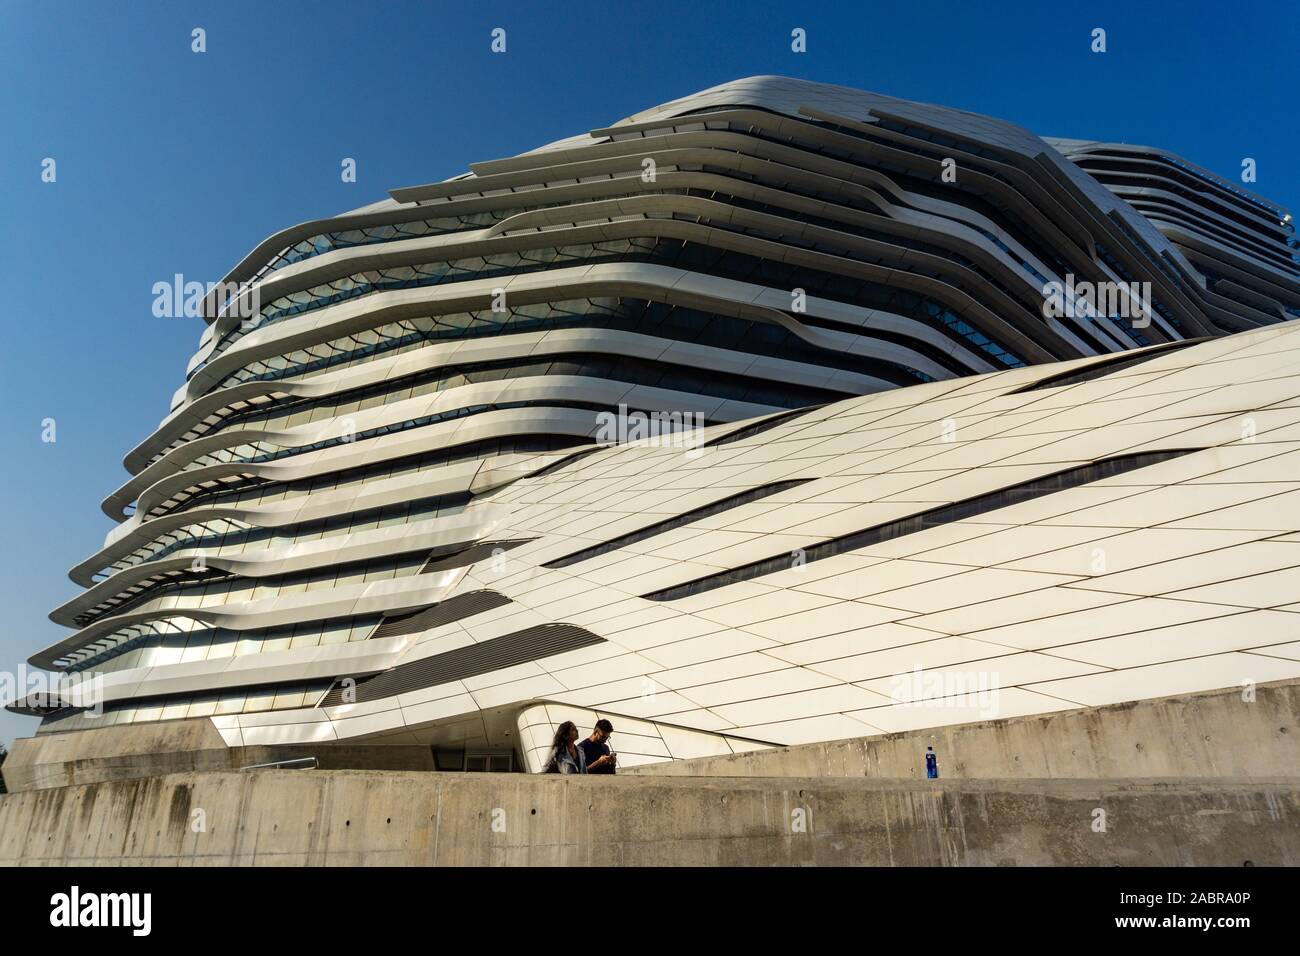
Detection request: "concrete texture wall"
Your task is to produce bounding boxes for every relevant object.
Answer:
[1,718,434,793]
[0,768,1295,866]
[629,679,1300,781]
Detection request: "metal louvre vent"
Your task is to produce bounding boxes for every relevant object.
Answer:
[525,443,603,479]
[1009,339,1202,394]
[644,449,1202,601]
[368,590,514,641]
[418,539,532,574]
[319,623,603,706]
[543,478,814,569]
[704,404,825,448]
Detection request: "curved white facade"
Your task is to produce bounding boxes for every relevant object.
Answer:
[15,78,1300,771]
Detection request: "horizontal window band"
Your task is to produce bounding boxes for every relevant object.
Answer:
[146,435,581,522]
[62,546,530,670]
[75,547,436,632]
[204,240,1003,390]
[102,490,471,586]
[27,677,336,723]
[202,351,847,444]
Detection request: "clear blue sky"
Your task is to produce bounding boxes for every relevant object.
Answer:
[1,0,1296,746]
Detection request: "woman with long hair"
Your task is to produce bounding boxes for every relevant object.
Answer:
[541,720,587,774]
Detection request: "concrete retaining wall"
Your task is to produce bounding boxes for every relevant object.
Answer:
[0,769,1295,866]
[10,680,1298,795]
[629,679,1300,781]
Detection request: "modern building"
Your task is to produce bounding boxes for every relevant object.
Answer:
[9,77,1300,777]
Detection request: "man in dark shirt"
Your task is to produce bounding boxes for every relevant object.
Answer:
[578,719,617,774]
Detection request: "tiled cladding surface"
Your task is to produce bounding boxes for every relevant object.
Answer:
[17,77,1300,765]
[33,322,1300,760]
[362,324,1300,748]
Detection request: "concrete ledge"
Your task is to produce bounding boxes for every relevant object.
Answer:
[1,718,434,793]
[0,769,1296,866]
[628,679,1300,781]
